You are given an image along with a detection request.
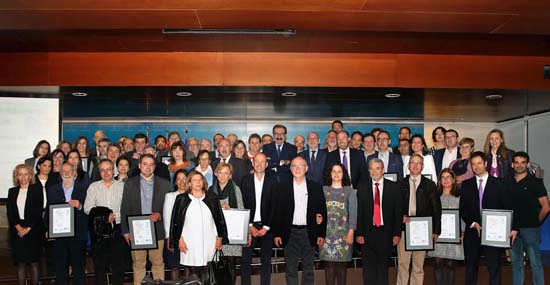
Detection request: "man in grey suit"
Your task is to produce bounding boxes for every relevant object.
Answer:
[300,132,327,185]
[121,154,169,285]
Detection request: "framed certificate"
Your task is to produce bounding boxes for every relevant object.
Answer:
[405,216,434,251]
[81,157,88,172]
[161,156,171,165]
[384,172,398,182]
[222,209,250,245]
[48,204,75,238]
[423,174,433,181]
[481,209,513,248]
[437,209,461,244]
[127,215,158,250]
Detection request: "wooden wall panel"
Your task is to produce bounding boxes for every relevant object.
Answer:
[0,53,49,85]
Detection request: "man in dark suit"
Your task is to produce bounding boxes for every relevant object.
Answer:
[240,153,277,285]
[127,146,170,181]
[433,129,460,175]
[273,156,327,285]
[211,138,247,187]
[262,124,298,182]
[325,130,368,188]
[120,154,169,285]
[300,131,327,185]
[46,162,88,285]
[367,130,404,179]
[397,153,442,285]
[460,151,518,285]
[356,158,402,285]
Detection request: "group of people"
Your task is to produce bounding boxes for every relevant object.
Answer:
[6,120,550,285]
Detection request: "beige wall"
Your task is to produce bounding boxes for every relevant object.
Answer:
[424,122,496,151]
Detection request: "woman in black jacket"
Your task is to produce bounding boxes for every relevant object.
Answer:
[483,129,515,179]
[170,170,228,283]
[7,164,44,285]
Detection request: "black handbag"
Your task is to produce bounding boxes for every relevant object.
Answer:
[204,250,234,285]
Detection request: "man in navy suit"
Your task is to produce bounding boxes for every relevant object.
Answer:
[46,163,88,285]
[300,131,327,185]
[367,130,404,180]
[325,130,368,188]
[433,129,460,175]
[211,138,247,187]
[262,124,297,182]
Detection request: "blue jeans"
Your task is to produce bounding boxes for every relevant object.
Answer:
[510,228,545,285]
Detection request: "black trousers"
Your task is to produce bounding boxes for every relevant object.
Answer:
[241,223,273,285]
[284,227,315,285]
[54,238,87,285]
[463,229,502,285]
[91,225,126,285]
[362,227,393,285]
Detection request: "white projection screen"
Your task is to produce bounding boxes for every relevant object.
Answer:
[0,97,59,198]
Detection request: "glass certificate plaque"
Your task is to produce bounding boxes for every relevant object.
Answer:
[222,209,250,245]
[383,173,398,182]
[481,209,513,248]
[128,215,158,250]
[49,204,75,238]
[438,209,461,244]
[405,216,434,251]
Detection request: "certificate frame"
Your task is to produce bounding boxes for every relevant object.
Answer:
[222,209,250,245]
[48,203,75,238]
[383,172,398,182]
[423,174,433,181]
[437,209,461,244]
[161,156,171,165]
[481,209,513,248]
[405,216,434,251]
[127,215,158,250]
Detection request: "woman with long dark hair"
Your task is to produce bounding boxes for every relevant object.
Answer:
[25,140,51,169]
[483,129,515,179]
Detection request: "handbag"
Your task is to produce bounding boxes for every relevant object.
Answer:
[204,249,234,285]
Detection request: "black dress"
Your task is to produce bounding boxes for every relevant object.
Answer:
[6,183,44,263]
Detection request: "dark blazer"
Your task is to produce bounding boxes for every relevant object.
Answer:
[367,151,404,179]
[486,149,515,179]
[460,175,517,230]
[300,148,327,185]
[46,181,88,240]
[272,179,327,247]
[433,147,462,177]
[7,183,44,235]
[211,156,247,187]
[120,175,169,240]
[400,175,442,234]
[169,191,228,248]
[24,157,37,168]
[128,160,170,181]
[356,178,402,238]
[241,173,277,228]
[325,148,368,187]
[262,142,298,182]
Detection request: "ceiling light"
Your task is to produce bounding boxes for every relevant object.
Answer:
[176,91,192,97]
[71,92,87,97]
[485,94,503,100]
[385,93,401,98]
[281,92,297,97]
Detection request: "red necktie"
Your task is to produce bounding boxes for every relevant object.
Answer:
[374,182,381,227]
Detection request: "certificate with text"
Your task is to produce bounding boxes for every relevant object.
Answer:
[128,215,158,250]
[222,209,250,245]
[405,216,434,251]
[481,209,513,248]
[49,204,75,238]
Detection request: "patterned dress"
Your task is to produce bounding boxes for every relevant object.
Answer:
[319,186,357,262]
[428,194,465,260]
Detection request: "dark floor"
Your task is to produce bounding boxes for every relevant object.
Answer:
[1,228,549,284]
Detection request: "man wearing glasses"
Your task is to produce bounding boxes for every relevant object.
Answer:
[367,130,404,179]
[434,129,461,175]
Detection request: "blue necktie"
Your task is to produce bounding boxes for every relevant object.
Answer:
[277,145,282,158]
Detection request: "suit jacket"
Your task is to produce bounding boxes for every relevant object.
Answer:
[7,183,44,233]
[433,147,462,176]
[129,160,170,181]
[46,181,88,240]
[272,179,327,247]
[241,173,277,228]
[367,151,404,179]
[24,157,36,168]
[262,142,298,182]
[120,175,169,240]
[300,148,327,185]
[325,148,368,187]
[460,175,517,230]
[400,175,442,234]
[211,156,247,187]
[356,178,402,238]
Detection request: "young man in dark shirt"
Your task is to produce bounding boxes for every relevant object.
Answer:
[508,151,549,285]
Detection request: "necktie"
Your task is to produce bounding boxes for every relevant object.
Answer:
[222,158,226,163]
[374,183,381,227]
[478,178,484,209]
[342,151,348,171]
[311,150,316,162]
[277,145,282,158]
[409,178,417,216]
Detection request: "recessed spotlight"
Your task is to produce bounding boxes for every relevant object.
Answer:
[281,92,297,97]
[385,93,401,98]
[176,91,192,97]
[71,92,87,97]
[485,94,503,100]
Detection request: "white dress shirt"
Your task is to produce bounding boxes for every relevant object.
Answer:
[470,172,489,228]
[378,150,390,172]
[372,179,384,226]
[253,174,263,222]
[442,147,458,169]
[292,180,308,226]
[339,147,352,177]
